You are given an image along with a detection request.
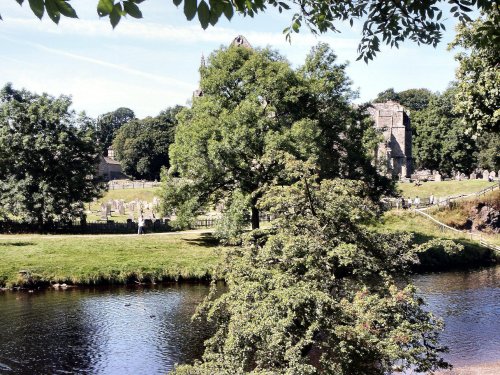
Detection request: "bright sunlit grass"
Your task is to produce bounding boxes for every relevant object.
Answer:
[397,180,496,199]
[0,232,219,288]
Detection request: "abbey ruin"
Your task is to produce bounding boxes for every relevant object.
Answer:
[367,101,413,178]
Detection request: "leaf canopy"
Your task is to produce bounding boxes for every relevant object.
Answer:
[5,0,496,61]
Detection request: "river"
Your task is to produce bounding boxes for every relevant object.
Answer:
[0,266,498,374]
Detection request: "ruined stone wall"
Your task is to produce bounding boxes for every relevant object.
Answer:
[367,101,412,178]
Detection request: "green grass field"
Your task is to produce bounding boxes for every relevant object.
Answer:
[397,180,496,199]
[0,232,219,288]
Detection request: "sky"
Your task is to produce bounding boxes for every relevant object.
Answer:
[1,0,462,119]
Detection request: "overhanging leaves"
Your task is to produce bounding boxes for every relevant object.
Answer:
[28,0,44,19]
[6,0,496,62]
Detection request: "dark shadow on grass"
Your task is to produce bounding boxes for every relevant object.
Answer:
[183,233,220,248]
[0,242,35,247]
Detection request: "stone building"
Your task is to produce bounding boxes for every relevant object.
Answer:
[367,101,412,178]
[97,146,124,181]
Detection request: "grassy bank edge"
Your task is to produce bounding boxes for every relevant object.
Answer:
[0,232,220,289]
[1,217,498,290]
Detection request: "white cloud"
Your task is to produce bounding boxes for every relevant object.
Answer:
[4,17,359,52]
[0,34,193,90]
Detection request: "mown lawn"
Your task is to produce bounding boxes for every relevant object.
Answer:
[0,232,219,288]
[397,180,496,199]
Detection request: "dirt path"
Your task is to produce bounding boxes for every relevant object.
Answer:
[0,229,213,240]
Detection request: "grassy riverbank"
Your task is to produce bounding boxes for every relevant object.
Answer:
[0,231,219,288]
[2,209,498,288]
[375,210,499,270]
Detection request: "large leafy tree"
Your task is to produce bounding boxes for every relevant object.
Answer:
[163,45,305,230]
[96,107,135,153]
[450,8,500,137]
[162,43,389,230]
[3,0,495,61]
[173,160,451,374]
[475,133,500,172]
[412,86,477,174]
[112,106,182,180]
[0,83,103,227]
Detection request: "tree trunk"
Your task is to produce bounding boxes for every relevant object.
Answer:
[251,205,260,230]
[37,214,44,232]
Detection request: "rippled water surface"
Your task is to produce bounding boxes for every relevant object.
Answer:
[0,284,212,374]
[0,266,498,374]
[412,265,500,366]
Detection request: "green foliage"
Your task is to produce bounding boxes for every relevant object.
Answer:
[374,88,436,112]
[5,0,495,62]
[214,190,250,244]
[96,107,135,153]
[112,106,182,180]
[0,83,103,226]
[298,44,393,199]
[450,8,500,137]
[412,86,477,175]
[475,132,500,171]
[173,161,450,374]
[160,172,201,229]
[162,43,389,231]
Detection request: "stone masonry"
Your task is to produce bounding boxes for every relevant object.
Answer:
[367,101,412,178]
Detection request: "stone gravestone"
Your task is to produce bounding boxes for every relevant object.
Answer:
[483,170,489,180]
[106,203,111,216]
[100,204,107,220]
[434,173,442,182]
[470,172,476,180]
[489,171,496,179]
[118,201,125,215]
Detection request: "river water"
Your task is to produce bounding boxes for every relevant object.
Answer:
[0,267,498,374]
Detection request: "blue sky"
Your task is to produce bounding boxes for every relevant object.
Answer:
[1,0,461,118]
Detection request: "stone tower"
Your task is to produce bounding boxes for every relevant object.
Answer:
[231,35,252,49]
[367,101,412,178]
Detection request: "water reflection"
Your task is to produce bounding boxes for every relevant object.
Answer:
[0,284,212,374]
[0,268,498,373]
[412,266,500,367]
